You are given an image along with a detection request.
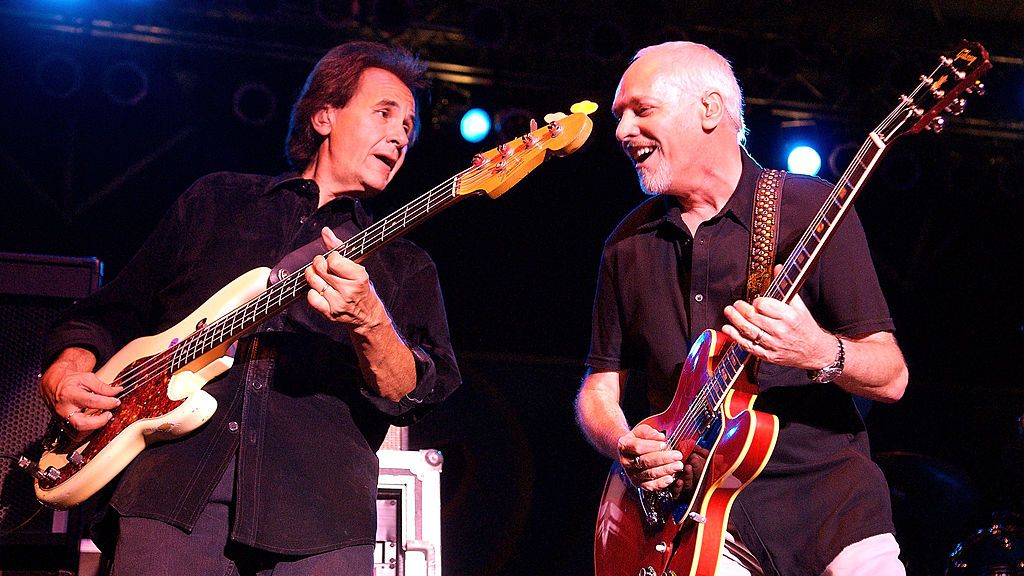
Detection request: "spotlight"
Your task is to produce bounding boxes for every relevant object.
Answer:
[102,61,148,107]
[787,145,822,176]
[460,108,491,143]
[232,81,277,127]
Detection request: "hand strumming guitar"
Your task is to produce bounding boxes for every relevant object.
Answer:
[39,347,122,438]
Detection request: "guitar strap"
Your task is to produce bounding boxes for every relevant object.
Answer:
[744,168,785,387]
[746,169,785,301]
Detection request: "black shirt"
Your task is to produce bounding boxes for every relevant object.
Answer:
[586,151,896,574]
[44,171,461,555]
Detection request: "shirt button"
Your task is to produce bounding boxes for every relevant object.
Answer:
[694,294,704,302]
[252,380,263,390]
[299,216,308,224]
[227,421,239,433]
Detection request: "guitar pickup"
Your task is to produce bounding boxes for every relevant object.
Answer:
[67,451,85,466]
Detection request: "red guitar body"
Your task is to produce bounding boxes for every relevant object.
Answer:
[594,329,779,576]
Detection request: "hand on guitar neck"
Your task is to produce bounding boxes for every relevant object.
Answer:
[721,291,838,371]
[304,226,416,402]
[40,347,122,440]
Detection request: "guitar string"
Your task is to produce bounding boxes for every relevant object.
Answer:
[664,138,880,450]
[108,170,470,398]
[107,133,552,401]
[661,87,921,452]
[664,63,945,449]
[109,170,469,398]
[663,67,933,450]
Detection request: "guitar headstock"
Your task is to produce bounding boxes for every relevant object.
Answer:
[879,40,992,142]
[455,101,596,199]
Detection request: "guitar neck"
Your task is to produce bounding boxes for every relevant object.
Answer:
[698,135,888,416]
[168,175,467,372]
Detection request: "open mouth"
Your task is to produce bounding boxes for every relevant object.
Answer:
[627,144,657,166]
[374,154,397,170]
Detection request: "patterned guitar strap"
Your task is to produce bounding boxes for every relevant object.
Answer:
[746,168,785,303]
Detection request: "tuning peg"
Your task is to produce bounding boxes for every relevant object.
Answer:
[946,98,967,116]
[929,115,947,133]
[974,82,986,97]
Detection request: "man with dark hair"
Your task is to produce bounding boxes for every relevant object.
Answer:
[39,40,460,575]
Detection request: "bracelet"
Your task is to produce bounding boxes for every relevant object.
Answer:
[807,335,845,384]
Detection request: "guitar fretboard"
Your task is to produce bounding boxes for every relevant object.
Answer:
[670,134,891,448]
[166,176,466,373]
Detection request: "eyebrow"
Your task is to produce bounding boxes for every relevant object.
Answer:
[377,98,416,124]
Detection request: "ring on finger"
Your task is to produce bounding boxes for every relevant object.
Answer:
[751,328,764,345]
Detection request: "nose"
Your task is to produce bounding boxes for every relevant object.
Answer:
[615,113,638,143]
[389,125,410,150]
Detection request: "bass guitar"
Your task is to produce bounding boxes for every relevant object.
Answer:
[34,103,597,509]
[594,41,991,576]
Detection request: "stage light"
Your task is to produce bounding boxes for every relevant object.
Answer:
[460,108,491,143]
[233,81,277,126]
[787,145,822,176]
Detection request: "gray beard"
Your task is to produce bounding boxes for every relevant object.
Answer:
[637,164,671,196]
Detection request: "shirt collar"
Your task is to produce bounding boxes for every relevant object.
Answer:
[263,173,373,229]
[637,147,765,235]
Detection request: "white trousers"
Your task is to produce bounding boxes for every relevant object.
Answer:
[718,532,905,576]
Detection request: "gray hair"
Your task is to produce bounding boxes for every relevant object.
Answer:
[632,41,747,144]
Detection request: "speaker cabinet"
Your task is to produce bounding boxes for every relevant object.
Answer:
[375,450,443,576]
[0,252,102,572]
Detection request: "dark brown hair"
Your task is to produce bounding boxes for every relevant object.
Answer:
[286,41,429,170]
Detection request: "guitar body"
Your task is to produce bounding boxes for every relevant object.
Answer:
[594,330,779,576]
[35,267,273,509]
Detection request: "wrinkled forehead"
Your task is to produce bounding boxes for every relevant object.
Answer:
[356,67,417,112]
[613,57,687,113]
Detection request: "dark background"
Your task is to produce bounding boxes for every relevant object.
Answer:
[0,1,1022,574]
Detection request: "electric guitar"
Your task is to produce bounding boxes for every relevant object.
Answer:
[34,103,597,510]
[594,41,991,576]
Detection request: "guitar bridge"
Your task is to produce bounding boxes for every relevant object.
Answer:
[637,487,674,530]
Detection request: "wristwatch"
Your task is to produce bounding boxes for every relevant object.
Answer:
[808,335,845,384]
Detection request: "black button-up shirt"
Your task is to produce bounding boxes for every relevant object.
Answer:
[587,151,896,574]
[45,171,461,554]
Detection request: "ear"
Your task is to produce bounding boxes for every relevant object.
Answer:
[700,92,725,131]
[311,106,334,137]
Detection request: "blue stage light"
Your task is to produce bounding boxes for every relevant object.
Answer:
[787,145,822,176]
[460,108,491,143]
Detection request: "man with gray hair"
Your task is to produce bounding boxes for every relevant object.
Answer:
[576,41,908,574]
